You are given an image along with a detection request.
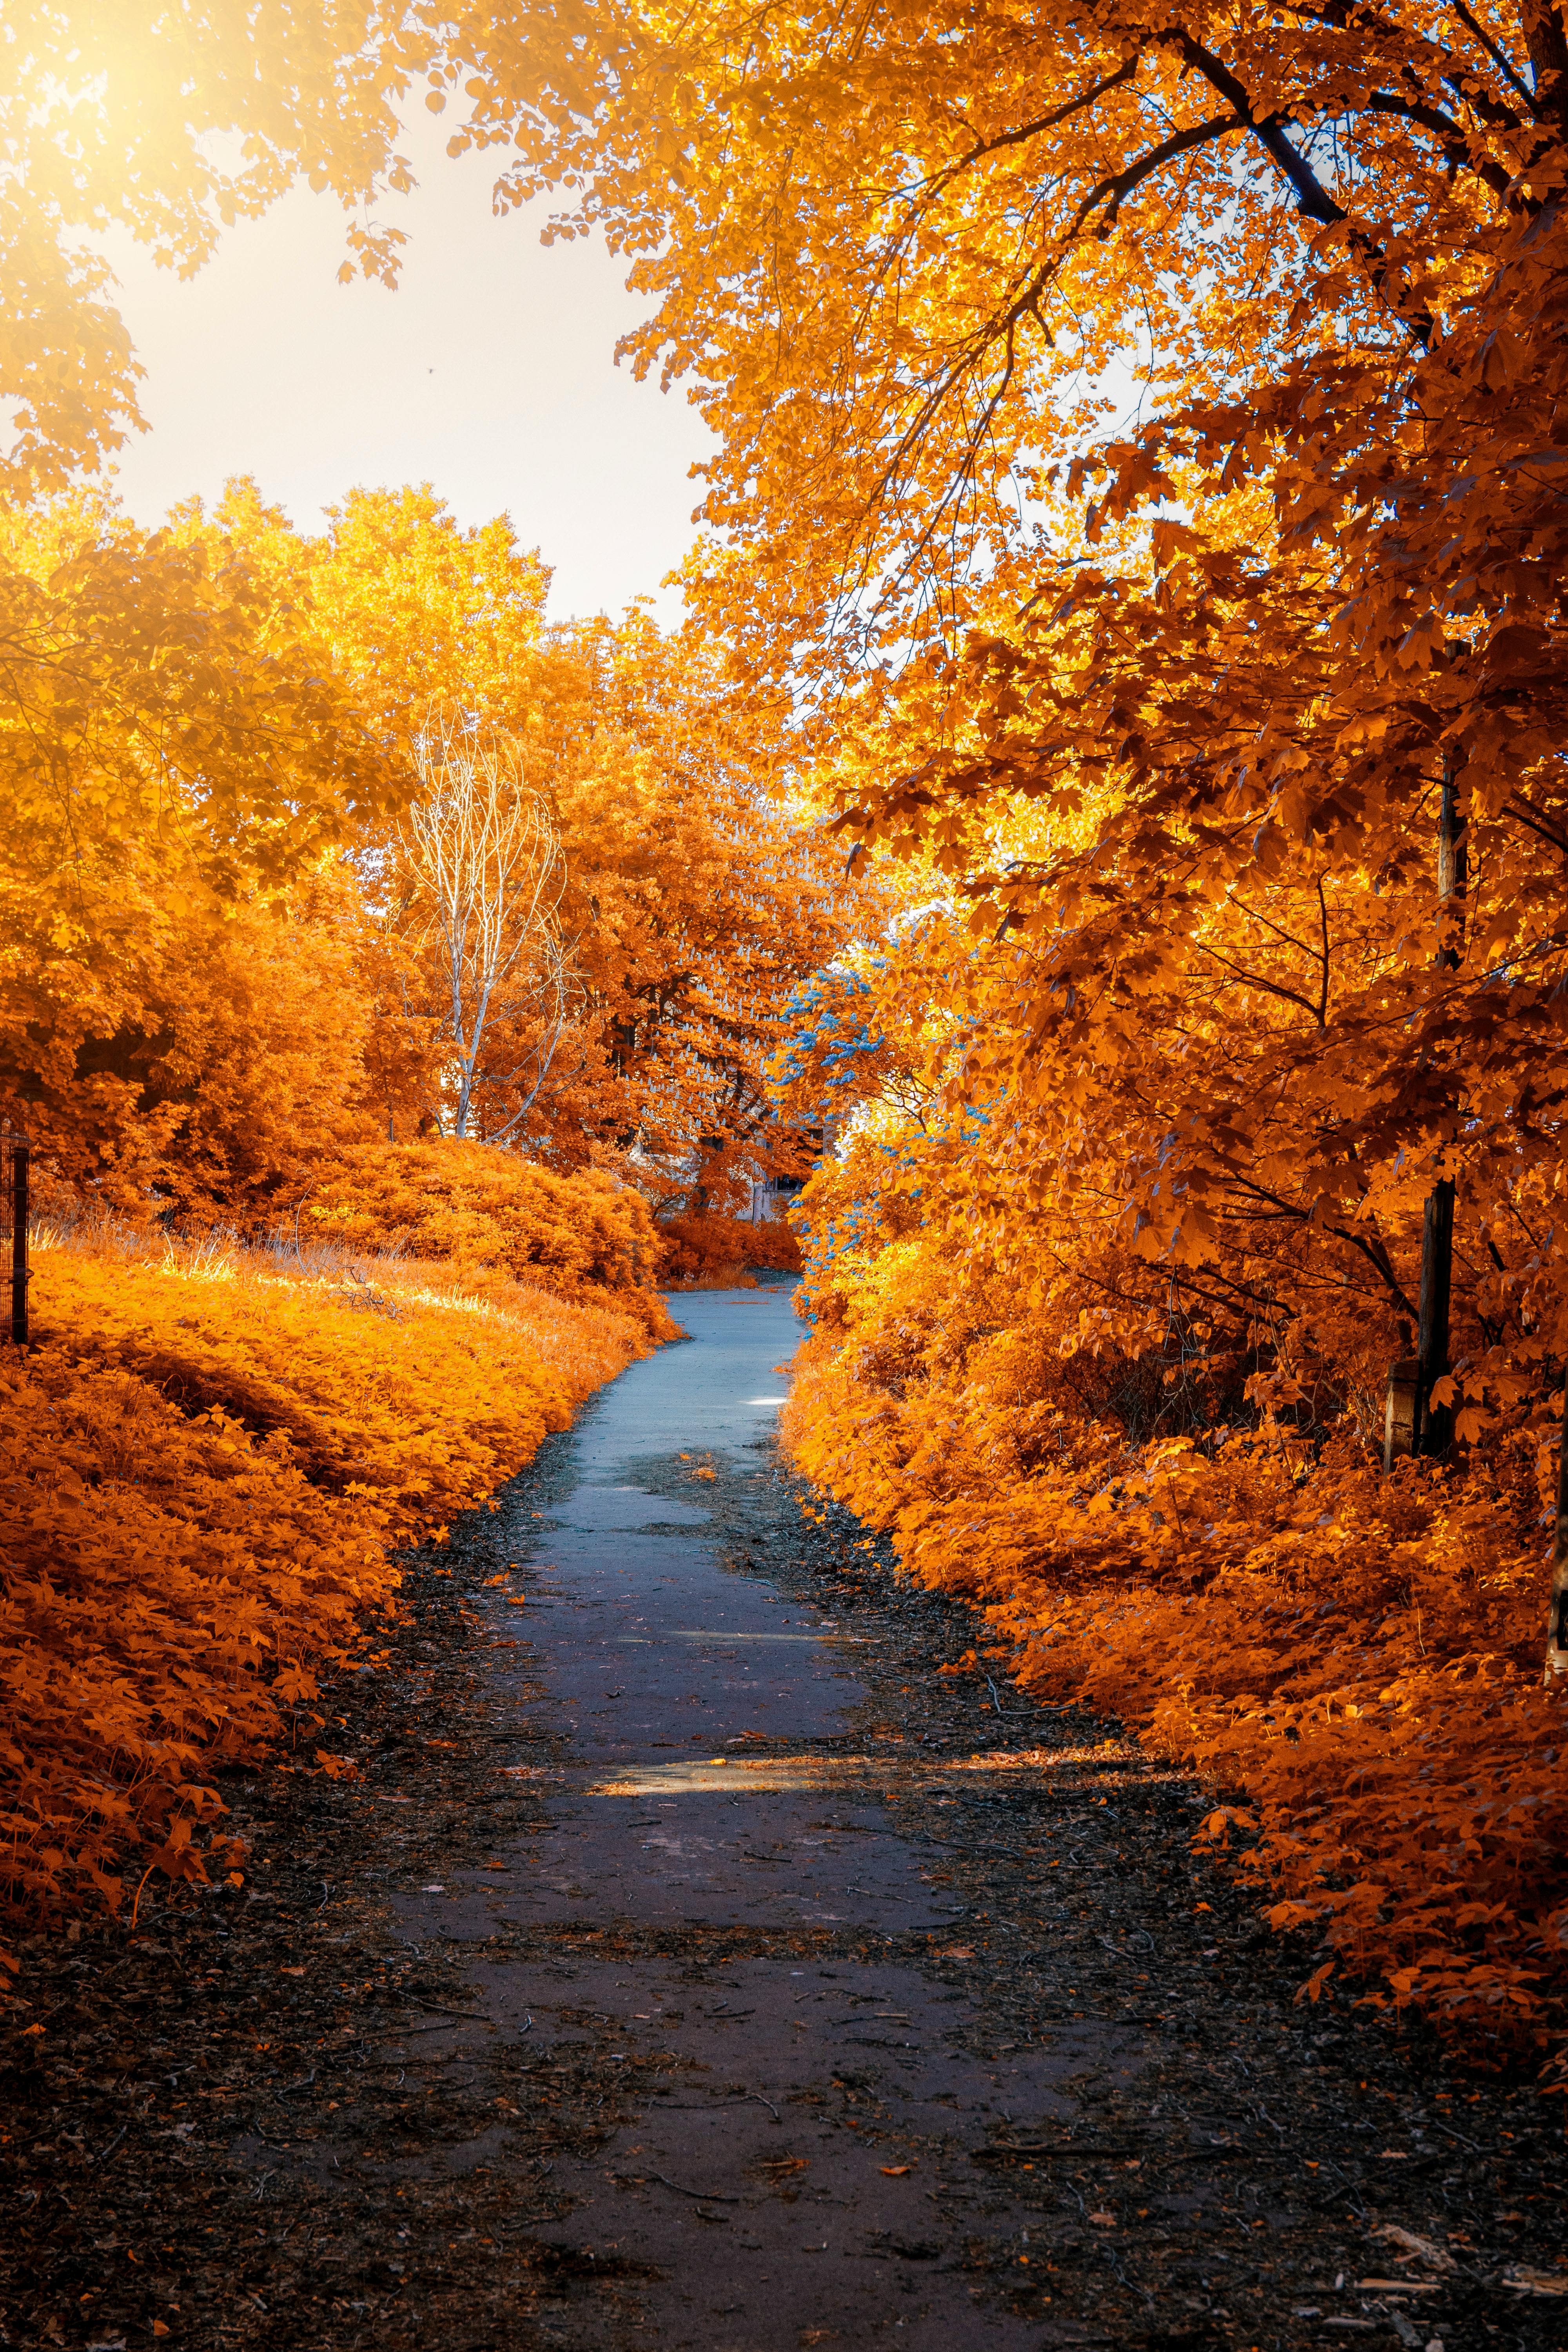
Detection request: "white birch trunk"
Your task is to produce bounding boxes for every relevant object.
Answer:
[401,706,574,1141]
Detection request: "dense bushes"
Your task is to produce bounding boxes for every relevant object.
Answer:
[303,1140,678,1337]
[0,1224,655,1964]
[660,1209,802,1289]
[782,1186,1568,2054]
[304,1138,805,1300]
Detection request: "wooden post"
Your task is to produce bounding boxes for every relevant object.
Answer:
[1383,1356,1420,1470]
[10,1140,27,1346]
[1414,1180,1455,1455]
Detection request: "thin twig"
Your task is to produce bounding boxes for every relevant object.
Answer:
[619,2171,741,2203]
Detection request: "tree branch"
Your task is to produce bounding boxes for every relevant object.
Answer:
[1195,939,1327,1025]
[1170,33,1347,223]
[1446,0,1539,114]
[1227,1174,1419,1318]
[921,54,1145,201]
[1505,791,1568,856]
[1071,113,1249,241]
[1362,94,1515,196]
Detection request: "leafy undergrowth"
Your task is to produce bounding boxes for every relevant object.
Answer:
[782,1314,1568,2060]
[303,1139,681,1340]
[0,1224,658,1967]
[659,1208,802,1288]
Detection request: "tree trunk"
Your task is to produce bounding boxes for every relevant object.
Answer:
[1546,1372,1568,1684]
[10,1140,28,1346]
[1412,761,1465,1459]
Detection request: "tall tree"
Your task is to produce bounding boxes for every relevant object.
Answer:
[426,3,1568,672]
[212,483,851,1196]
[0,494,407,1211]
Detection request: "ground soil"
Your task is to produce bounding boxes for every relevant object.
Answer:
[2,1286,1564,2352]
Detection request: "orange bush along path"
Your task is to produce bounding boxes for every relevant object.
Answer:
[303,1141,681,1341]
[782,1308,1568,2055]
[0,1229,660,1973]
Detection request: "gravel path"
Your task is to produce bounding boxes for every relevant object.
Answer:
[4,1283,1564,2350]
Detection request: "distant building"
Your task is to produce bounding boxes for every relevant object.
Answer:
[746,1172,806,1225]
[746,1115,842,1223]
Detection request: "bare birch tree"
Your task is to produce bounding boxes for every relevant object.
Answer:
[402,704,576,1142]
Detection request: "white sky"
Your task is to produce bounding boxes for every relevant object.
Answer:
[96,119,711,625]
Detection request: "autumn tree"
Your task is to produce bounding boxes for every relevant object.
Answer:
[402,8,1548,645]
[0,13,859,1221]
[385,5,1567,1314]
[204,482,851,1198]
[0,494,409,1215]
[535,611,847,1207]
[0,24,443,1213]
[14,5,1565,1333]
[423,1,1568,1666]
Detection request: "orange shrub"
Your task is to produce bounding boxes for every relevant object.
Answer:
[0,1225,655,1967]
[782,1240,1568,2053]
[660,1210,802,1289]
[303,1140,679,1338]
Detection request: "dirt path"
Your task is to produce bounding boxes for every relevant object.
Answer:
[4,1284,1564,2351]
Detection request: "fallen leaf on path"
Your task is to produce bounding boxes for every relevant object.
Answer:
[880,2164,911,2176]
